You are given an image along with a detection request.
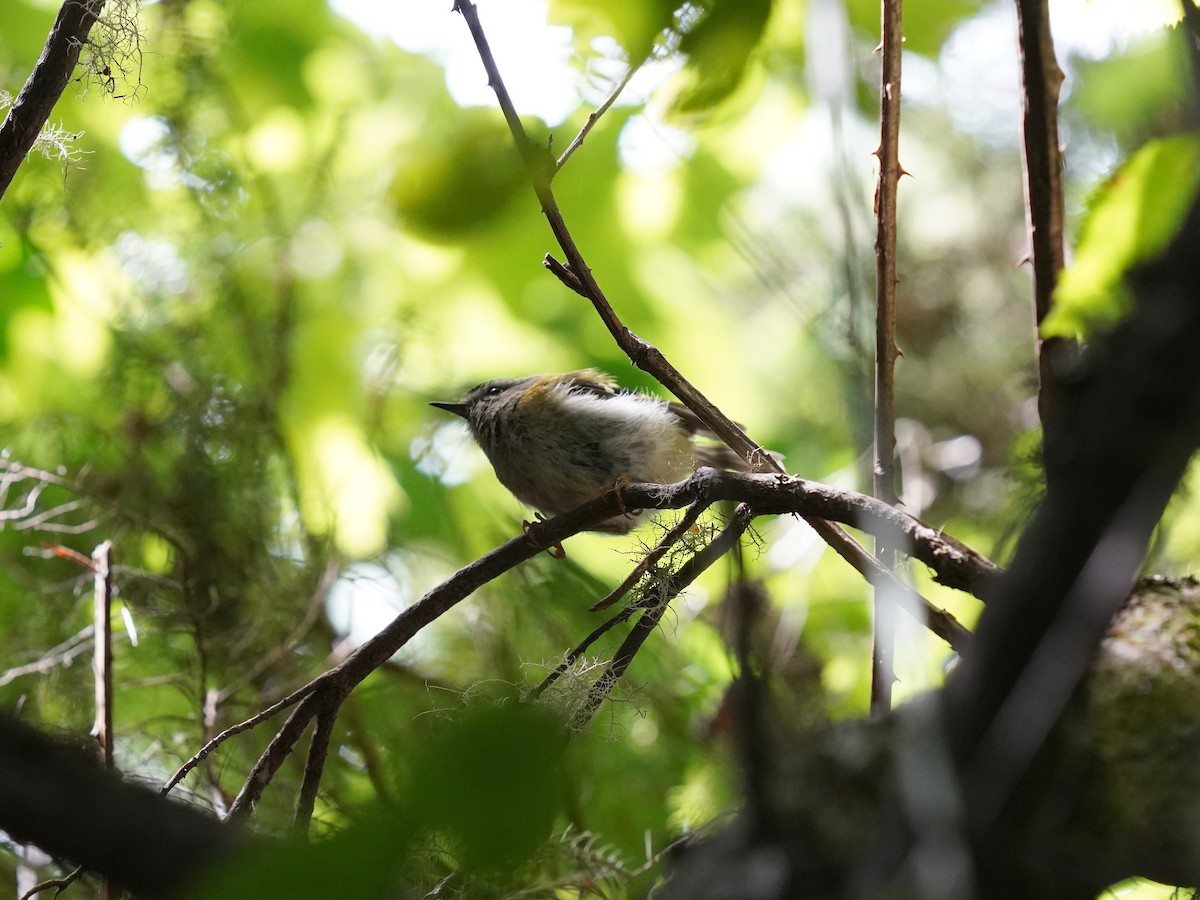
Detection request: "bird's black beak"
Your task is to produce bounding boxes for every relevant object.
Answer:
[429,400,470,419]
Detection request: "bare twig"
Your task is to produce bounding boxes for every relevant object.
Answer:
[228,688,338,820]
[529,605,641,700]
[293,708,337,834]
[590,501,710,611]
[91,541,116,900]
[573,506,756,728]
[19,865,83,900]
[92,541,114,773]
[0,479,46,521]
[870,0,904,716]
[1013,0,1070,437]
[0,0,108,199]
[555,65,638,171]
[0,625,95,687]
[160,678,323,796]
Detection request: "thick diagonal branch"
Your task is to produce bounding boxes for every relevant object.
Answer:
[0,0,107,200]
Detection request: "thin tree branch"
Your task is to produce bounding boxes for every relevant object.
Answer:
[590,500,710,611]
[92,541,114,774]
[0,625,95,687]
[0,0,107,200]
[228,692,327,820]
[1013,0,1071,436]
[528,603,641,700]
[92,543,118,900]
[19,866,83,900]
[871,0,904,717]
[555,65,638,171]
[573,506,757,728]
[293,708,337,834]
[160,678,323,796]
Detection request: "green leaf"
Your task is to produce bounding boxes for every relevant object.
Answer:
[672,0,773,114]
[548,0,679,64]
[1044,135,1200,338]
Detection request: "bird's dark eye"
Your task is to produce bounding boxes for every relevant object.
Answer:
[485,385,503,396]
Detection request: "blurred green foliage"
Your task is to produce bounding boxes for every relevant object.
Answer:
[0,0,1196,896]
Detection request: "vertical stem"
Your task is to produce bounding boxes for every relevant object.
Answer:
[871,0,903,716]
[1013,0,1068,441]
[873,0,902,720]
[92,541,114,769]
[91,540,117,900]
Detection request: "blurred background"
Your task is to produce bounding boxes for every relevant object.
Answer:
[0,0,1195,895]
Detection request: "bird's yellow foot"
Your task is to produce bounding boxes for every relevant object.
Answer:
[523,513,566,559]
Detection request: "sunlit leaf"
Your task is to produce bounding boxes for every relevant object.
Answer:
[671,0,773,113]
[1044,135,1200,338]
[548,0,678,63]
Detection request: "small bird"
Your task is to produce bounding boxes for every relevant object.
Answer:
[430,369,750,533]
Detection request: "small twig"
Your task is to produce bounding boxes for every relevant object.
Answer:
[91,540,117,900]
[0,480,45,521]
[92,541,114,772]
[572,506,756,728]
[870,0,904,716]
[543,254,586,296]
[160,678,323,796]
[293,708,337,834]
[528,604,641,700]
[0,625,94,687]
[590,501,709,611]
[229,686,349,821]
[17,500,92,532]
[19,865,84,900]
[555,65,638,171]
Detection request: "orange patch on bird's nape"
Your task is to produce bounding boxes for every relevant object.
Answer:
[517,374,560,409]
